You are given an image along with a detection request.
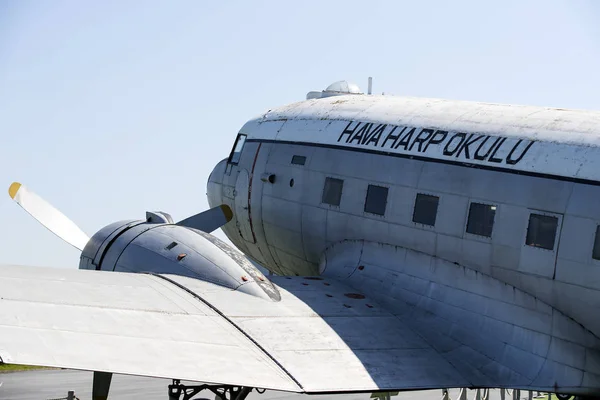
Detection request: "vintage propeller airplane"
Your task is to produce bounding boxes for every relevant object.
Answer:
[2,80,600,400]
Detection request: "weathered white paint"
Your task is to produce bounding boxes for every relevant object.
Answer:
[0,265,298,392]
[207,92,600,396]
[241,95,600,182]
[0,264,476,393]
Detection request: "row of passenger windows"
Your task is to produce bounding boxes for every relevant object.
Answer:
[320,175,600,260]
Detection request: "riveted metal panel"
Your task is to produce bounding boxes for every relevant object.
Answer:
[389,223,437,255]
[263,222,305,260]
[386,185,418,226]
[434,193,469,238]
[261,196,302,229]
[493,204,530,248]
[557,215,597,264]
[555,258,600,290]
[567,184,600,219]
[266,142,314,167]
[491,244,521,271]
[461,239,493,274]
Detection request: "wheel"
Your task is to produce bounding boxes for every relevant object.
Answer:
[556,394,572,400]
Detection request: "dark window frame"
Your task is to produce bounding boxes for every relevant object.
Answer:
[291,155,306,166]
[227,133,247,165]
[413,193,439,226]
[465,202,497,238]
[321,177,344,206]
[364,184,389,216]
[525,213,559,251]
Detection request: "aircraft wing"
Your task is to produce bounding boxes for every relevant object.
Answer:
[0,264,468,394]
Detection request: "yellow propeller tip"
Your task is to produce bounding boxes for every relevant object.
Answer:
[8,182,21,199]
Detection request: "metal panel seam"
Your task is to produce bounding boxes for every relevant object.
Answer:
[527,310,564,387]
[247,143,262,244]
[145,273,304,391]
[96,223,143,270]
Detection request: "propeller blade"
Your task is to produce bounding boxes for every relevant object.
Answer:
[176,204,233,233]
[8,182,90,251]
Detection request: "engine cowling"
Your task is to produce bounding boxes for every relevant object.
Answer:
[79,219,280,301]
[7,183,276,299]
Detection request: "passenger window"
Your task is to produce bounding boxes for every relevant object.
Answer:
[365,185,388,216]
[593,226,600,260]
[322,177,343,206]
[466,202,496,237]
[291,155,306,165]
[525,213,558,250]
[228,134,247,165]
[413,194,439,226]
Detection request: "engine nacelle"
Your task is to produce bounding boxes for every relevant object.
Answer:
[79,219,279,301]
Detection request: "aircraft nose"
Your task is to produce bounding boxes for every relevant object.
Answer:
[207,158,228,209]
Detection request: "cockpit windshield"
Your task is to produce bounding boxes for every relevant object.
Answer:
[228,134,247,165]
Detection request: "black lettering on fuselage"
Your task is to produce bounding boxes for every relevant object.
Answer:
[443,133,467,156]
[456,134,485,159]
[506,140,535,165]
[409,129,435,152]
[474,136,494,161]
[338,121,361,143]
[336,121,534,166]
[366,124,386,146]
[488,138,507,163]
[394,127,416,150]
[381,126,402,148]
[423,130,448,152]
[348,123,373,145]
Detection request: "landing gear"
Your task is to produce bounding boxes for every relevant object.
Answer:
[168,380,254,400]
[92,371,112,400]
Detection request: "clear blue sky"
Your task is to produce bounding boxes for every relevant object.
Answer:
[1,0,599,268]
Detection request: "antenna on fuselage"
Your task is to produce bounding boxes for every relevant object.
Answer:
[368,77,373,95]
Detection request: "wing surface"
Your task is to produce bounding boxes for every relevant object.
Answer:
[0,265,297,391]
[0,264,468,394]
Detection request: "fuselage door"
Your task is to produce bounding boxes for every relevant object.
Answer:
[519,210,563,279]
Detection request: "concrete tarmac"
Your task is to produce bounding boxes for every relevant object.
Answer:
[0,369,541,400]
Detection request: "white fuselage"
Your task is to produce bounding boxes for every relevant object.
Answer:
[207,94,600,374]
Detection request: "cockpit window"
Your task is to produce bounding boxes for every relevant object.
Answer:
[228,134,247,165]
